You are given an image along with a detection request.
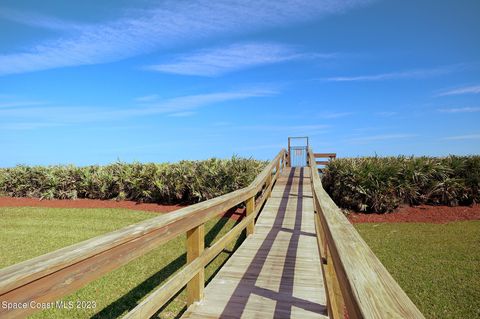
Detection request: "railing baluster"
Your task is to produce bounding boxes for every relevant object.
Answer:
[245,196,255,236]
[266,171,272,198]
[323,236,346,319]
[186,224,205,305]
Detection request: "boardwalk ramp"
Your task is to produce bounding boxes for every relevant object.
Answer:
[183,167,327,318]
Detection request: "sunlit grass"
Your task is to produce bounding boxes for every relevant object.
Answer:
[355,221,480,319]
[0,207,242,318]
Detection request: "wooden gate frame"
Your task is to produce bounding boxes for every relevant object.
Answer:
[287,136,309,167]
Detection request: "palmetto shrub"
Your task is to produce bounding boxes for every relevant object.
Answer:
[0,157,267,204]
[322,156,480,213]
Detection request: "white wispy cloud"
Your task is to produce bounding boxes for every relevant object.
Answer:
[0,7,84,31]
[134,94,160,102]
[0,0,372,76]
[147,43,322,76]
[324,65,462,82]
[443,134,480,140]
[348,134,416,143]
[317,111,354,119]
[0,100,46,109]
[0,89,276,124]
[0,122,62,130]
[135,89,277,115]
[437,107,480,113]
[167,111,196,117]
[437,85,480,96]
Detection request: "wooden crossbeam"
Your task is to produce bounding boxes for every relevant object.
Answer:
[314,153,336,158]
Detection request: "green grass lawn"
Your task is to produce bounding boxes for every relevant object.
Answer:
[0,207,242,319]
[355,221,480,319]
[3,207,478,319]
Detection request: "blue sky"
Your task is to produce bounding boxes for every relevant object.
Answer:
[0,0,479,166]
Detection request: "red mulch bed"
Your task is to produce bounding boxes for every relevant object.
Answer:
[4,197,477,224]
[0,196,184,214]
[348,204,480,224]
[0,196,246,221]
[222,207,246,221]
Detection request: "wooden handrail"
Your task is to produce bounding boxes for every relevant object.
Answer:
[124,165,281,318]
[0,149,286,319]
[307,149,424,319]
[314,153,336,159]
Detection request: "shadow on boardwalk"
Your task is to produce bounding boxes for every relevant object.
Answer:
[92,209,245,319]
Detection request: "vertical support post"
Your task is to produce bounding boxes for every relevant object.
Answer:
[323,243,346,319]
[186,224,205,306]
[306,138,310,166]
[266,170,272,198]
[287,138,291,167]
[246,196,255,236]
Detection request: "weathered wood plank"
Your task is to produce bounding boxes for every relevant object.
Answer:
[246,196,255,236]
[187,225,205,305]
[314,153,336,158]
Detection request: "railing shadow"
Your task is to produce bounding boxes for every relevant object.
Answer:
[91,252,186,319]
[91,208,246,319]
[205,208,246,287]
[219,167,327,318]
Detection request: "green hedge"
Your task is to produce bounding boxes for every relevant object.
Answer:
[0,157,267,204]
[322,156,480,213]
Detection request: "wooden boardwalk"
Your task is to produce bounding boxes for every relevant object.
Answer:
[182,167,328,319]
[0,147,424,319]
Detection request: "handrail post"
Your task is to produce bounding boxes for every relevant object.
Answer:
[287,138,291,167]
[245,196,255,236]
[266,171,272,198]
[319,218,345,319]
[186,224,205,305]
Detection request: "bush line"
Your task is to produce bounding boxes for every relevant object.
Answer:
[0,157,267,204]
[322,155,480,213]
[3,155,478,213]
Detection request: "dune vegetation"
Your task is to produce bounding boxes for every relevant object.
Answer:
[0,157,267,204]
[322,155,480,213]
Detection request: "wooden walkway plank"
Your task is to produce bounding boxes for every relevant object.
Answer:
[182,167,328,319]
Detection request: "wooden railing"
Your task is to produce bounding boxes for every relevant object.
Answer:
[314,152,336,166]
[307,149,424,319]
[0,150,286,319]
